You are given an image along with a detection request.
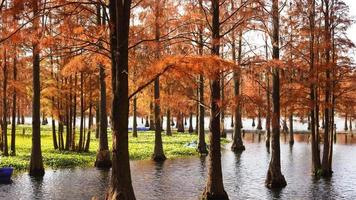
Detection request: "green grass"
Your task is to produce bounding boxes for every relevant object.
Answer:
[0,125,229,171]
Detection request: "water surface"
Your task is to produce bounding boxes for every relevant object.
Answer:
[1,133,356,200]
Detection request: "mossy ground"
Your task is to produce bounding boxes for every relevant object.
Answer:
[0,125,228,171]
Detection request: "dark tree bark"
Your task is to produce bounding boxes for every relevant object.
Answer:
[29,0,44,176]
[2,49,8,156]
[201,1,228,199]
[78,72,84,152]
[265,0,286,189]
[197,9,208,154]
[152,78,166,161]
[289,114,294,145]
[132,96,138,137]
[166,109,172,136]
[265,38,271,150]
[321,0,333,177]
[106,0,136,199]
[152,1,166,162]
[71,74,77,150]
[84,93,93,152]
[149,101,155,130]
[145,116,149,127]
[177,112,185,133]
[231,29,245,153]
[189,112,194,133]
[10,54,17,155]
[95,63,111,168]
[220,73,226,138]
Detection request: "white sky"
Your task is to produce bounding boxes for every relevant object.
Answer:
[344,0,356,60]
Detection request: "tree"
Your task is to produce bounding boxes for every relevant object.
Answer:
[265,0,286,189]
[106,0,136,199]
[29,0,44,177]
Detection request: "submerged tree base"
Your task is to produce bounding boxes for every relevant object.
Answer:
[29,168,45,177]
[265,171,287,189]
[95,150,112,168]
[152,154,167,162]
[197,144,208,155]
[231,143,245,152]
[201,189,229,200]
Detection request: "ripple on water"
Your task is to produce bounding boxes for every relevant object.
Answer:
[1,133,356,200]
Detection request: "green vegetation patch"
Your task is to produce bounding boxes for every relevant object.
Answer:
[0,125,228,171]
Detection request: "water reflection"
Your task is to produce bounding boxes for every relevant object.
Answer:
[1,133,356,200]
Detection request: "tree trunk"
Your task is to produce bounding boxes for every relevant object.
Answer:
[2,49,9,156]
[321,0,332,177]
[289,114,294,145]
[308,0,321,174]
[132,96,138,137]
[202,1,228,199]
[85,98,93,152]
[79,72,84,152]
[29,3,45,175]
[106,0,136,198]
[71,73,77,150]
[189,112,194,133]
[95,64,111,168]
[10,55,17,155]
[265,38,271,149]
[231,28,245,152]
[152,78,166,161]
[166,109,172,136]
[265,0,286,188]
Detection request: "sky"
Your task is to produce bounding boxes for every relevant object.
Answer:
[344,0,356,60]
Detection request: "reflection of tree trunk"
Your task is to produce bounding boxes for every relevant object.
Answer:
[265,0,286,188]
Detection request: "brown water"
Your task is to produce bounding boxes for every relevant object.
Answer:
[1,133,356,200]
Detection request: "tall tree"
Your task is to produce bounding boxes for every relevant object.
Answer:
[29,0,44,176]
[265,0,286,188]
[106,0,136,199]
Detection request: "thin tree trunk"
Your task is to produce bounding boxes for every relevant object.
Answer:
[132,96,138,137]
[166,109,172,136]
[95,63,111,168]
[10,54,17,155]
[2,49,8,156]
[79,72,84,152]
[231,28,245,152]
[189,112,194,133]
